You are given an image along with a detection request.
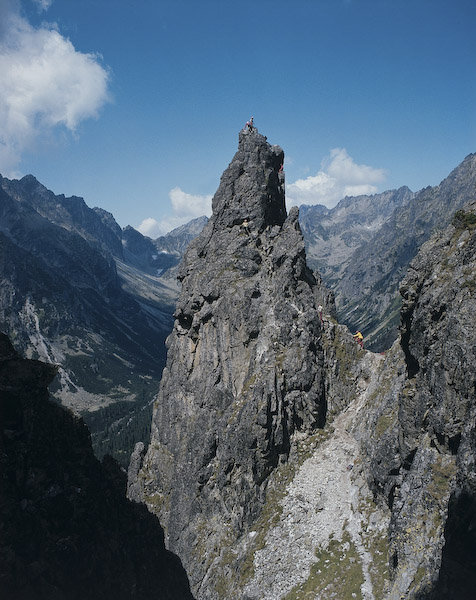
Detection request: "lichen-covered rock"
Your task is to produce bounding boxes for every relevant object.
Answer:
[131,129,327,597]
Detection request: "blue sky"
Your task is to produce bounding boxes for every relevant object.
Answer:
[0,0,475,235]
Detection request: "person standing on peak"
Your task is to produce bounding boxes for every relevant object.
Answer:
[245,116,254,131]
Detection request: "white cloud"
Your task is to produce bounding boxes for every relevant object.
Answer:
[136,217,161,238]
[0,2,110,174]
[137,187,213,237]
[286,148,387,209]
[33,0,53,12]
[169,187,212,218]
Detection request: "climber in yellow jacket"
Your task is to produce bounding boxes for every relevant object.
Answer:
[353,330,364,349]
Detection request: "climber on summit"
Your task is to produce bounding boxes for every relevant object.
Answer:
[245,116,254,131]
[353,330,364,349]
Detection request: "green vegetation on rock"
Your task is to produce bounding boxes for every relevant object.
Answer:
[283,532,364,600]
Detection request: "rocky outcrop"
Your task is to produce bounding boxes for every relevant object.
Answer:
[359,202,476,599]
[130,129,328,597]
[0,332,194,600]
[217,200,476,600]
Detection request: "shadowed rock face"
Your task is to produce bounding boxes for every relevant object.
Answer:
[130,129,327,596]
[0,332,194,600]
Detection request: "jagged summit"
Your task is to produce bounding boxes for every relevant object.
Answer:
[211,128,286,231]
[129,130,328,596]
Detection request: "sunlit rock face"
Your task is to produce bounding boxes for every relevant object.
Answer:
[129,130,476,600]
[130,129,327,595]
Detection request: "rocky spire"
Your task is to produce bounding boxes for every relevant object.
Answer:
[130,129,327,597]
[210,128,286,231]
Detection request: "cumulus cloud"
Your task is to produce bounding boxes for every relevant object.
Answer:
[0,1,110,174]
[137,187,213,237]
[169,187,212,218]
[286,148,387,209]
[136,217,161,238]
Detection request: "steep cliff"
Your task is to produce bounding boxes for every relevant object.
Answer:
[130,129,328,597]
[359,202,476,599]
[215,201,476,600]
[0,332,194,600]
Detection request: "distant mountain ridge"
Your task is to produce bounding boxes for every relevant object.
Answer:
[122,215,208,277]
[0,173,193,465]
[335,152,476,349]
[300,186,415,288]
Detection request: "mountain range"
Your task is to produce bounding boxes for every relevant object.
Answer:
[0,174,198,465]
[1,150,475,466]
[1,129,475,599]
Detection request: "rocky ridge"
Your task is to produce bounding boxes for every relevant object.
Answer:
[244,202,476,600]
[300,186,414,289]
[196,200,476,599]
[336,153,476,350]
[0,174,178,465]
[358,202,476,599]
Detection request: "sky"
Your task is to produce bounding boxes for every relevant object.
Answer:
[0,0,475,236]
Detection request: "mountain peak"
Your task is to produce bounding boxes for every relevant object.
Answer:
[211,128,286,232]
[129,130,328,594]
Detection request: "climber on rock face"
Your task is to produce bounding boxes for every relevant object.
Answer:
[317,305,323,323]
[353,330,364,349]
[241,219,250,234]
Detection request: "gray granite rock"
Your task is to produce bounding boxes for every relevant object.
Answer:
[130,129,327,597]
[128,132,476,600]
